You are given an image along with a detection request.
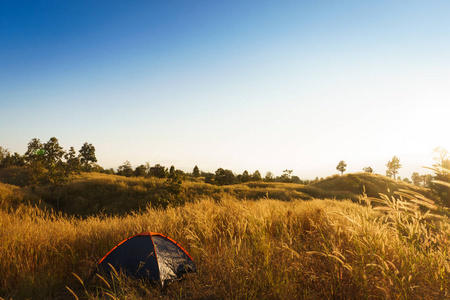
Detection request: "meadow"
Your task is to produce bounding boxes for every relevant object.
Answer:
[1,171,450,299]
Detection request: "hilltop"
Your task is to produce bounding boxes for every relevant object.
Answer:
[0,168,436,216]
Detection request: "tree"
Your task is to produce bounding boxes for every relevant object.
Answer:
[24,138,45,188]
[192,165,200,177]
[0,147,10,168]
[64,147,80,176]
[169,165,176,178]
[117,161,133,177]
[214,168,235,185]
[43,137,67,192]
[336,161,347,175]
[241,170,250,183]
[386,156,401,180]
[363,166,373,173]
[291,175,302,184]
[280,169,293,183]
[79,142,97,171]
[149,164,167,178]
[252,170,262,181]
[403,177,411,184]
[134,164,149,177]
[265,171,274,182]
[203,172,214,184]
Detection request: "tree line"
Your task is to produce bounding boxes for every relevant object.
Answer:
[1,138,449,204]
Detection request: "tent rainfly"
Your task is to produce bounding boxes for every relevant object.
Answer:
[98,232,196,283]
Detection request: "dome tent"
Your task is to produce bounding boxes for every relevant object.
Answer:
[98,232,196,284]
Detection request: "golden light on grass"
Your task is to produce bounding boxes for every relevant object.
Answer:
[1,189,450,298]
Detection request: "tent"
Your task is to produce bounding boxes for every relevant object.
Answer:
[98,232,196,283]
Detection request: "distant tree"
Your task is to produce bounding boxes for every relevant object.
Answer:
[103,168,115,175]
[336,161,347,175]
[386,156,401,180]
[214,168,235,185]
[149,164,167,178]
[265,171,274,182]
[203,172,214,184]
[363,166,373,173]
[42,137,67,192]
[90,163,104,173]
[165,172,183,197]
[24,138,45,188]
[403,177,412,184]
[291,175,302,184]
[175,169,186,179]
[241,170,250,183]
[10,152,25,167]
[192,165,200,177]
[79,142,97,171]
[280,169,293,183]
[64,147,80,176]
[169,165,176,178]
[0,148,25,168]
[411,172,422,186]
[134,164,149,177]
[252,170,262,181]
[117,161,133,177]
[0,147,10,168]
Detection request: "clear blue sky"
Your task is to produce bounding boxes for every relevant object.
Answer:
[1,1,450,179]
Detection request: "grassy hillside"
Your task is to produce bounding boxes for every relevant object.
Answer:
[1,169,433,217]
[1,194,449,299]
[313,172,434,199]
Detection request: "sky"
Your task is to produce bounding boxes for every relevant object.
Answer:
[1,0,450,179]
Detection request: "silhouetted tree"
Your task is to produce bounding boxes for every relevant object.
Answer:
[252,170,262,181]
[24,138,45,188]
[169,165,176,178]
[192,165,200,177]
[265,171,274,182]
[363,167,373,173]
[134,164,149,177]
[291,175,302,184]
[64,147,80,176]
[79,142,97,171]
[280,169,293,183]
[203,172,214,184]
[43,137,67,192]
[117,161,133,177]
[149,164,167,178]
[214,168,235,185]
[241,170,250,183]
[336,161,347,175]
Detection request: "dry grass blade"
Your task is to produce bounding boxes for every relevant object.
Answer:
[65,286,79,300]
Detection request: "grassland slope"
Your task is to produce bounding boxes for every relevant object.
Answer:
[1,195,449,299]
[312,172,434,200]
[0,169,437,216]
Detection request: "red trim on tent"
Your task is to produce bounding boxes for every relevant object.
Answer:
[97,232,194,265]
[98,232,152,265]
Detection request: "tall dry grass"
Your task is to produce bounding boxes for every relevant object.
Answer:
[1,189,450,299]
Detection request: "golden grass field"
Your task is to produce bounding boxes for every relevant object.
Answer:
[1,171,450,299]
